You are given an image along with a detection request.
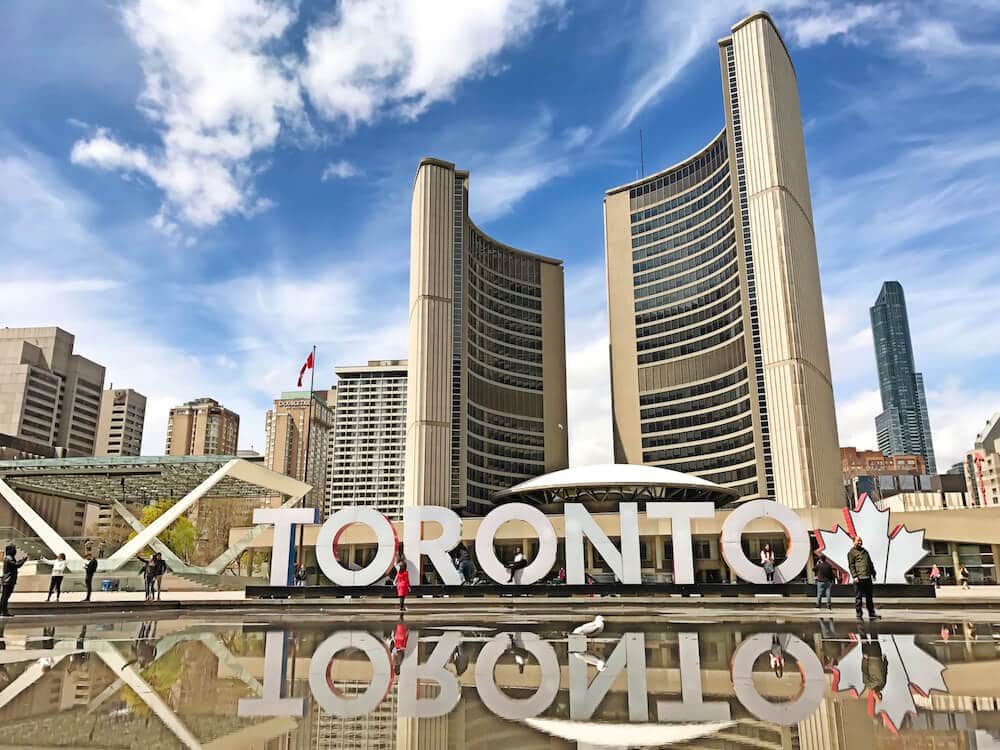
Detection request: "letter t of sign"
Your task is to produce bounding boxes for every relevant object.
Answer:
[254,507,319,586]
[645,503,715,585]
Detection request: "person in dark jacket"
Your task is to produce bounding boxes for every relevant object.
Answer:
[847,536,880,620]
[83,552,98,602]
[153,553,167,600]
[0,544,28,617]
[815,555,835,610]
[135,554,157,602]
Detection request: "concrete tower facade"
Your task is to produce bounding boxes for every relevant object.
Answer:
[406,159,569,514]
[604,12,842,509]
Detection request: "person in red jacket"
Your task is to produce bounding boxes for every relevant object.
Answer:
[395,561,411,612]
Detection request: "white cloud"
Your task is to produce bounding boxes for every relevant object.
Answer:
[301,0,564,126]
[321,159,361,180]
[783,4,881,47]
[71,0,304,233]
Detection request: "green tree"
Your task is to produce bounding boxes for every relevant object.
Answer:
[127,499,197,561]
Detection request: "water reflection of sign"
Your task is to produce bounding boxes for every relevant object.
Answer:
[257,498,927,587]
[237,627,949,731]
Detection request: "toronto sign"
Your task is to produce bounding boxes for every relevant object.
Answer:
[256,494,927,587]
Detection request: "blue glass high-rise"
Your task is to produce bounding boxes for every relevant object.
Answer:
[870,281,936,473]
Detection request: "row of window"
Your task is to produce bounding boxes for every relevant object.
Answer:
[634,277,740,328]
[466,449,544,476]
[635,247,737,301]
[467,404,544,433]
[468,270,541,313]
[468,255,542,299]
[635,259,738,313]
[469,231,542,285]
[637,320,743,365]
[699,463,758,485]
[640,382,750,420]
[641,401,751,436]
[632,210,734,264]
[636,307,744,354]
[467,328,542,364]
[636,290,742,340]
[634,241,736,295]
[467,434,545,463]
[638,368,748,407]
[630,166,730,228]
[628,136,727,203]
[467,417,545,450]
[470,318,541,352]
[642,431,755,463]
[468,296,542,337]
[642,414,753,449]
[631,188,732,248]
[467,341,543,380]
[650,448,757,475]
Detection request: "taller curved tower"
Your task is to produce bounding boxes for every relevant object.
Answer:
[406,159,569,514]
[604,12,842,508]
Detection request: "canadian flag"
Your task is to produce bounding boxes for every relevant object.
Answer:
[297,351,314,388]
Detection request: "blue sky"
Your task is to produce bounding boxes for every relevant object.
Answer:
[2,0,999,470]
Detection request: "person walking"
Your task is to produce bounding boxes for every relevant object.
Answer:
[83,552,98,602]
[929,564,941,589]
[135,554,157,602]
[47,553,67,602]
[761,544,776,583]
[815,555,835,610]
[959,565,971,590]
[0,545,27,618]
[848,536,880,620]
[153,553,167,601]
[395,560,411,612]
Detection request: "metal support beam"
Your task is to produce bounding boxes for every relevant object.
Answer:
[0,477,85,570]
[111,499,199,574]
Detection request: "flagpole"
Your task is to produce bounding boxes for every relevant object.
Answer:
[297,344,316,574]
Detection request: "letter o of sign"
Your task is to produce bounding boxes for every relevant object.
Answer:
[315,507,397,586]
[720,499,810,584]
[309,631,392,718]
[474,503,557,585]
[731,633,826,725]
[475,633,560,720]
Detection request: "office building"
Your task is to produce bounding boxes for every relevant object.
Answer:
[964,413,1000,507]
[406,158,569,515]
[603,12,841,508]
[0,326,105,457]
[871,281,937,473]
[95,387,146,457]
[165,397,239,456]
[327,360,407,519]
[265,390,335,511]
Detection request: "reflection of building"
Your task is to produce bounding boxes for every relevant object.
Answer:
[265,391,336,512]
[328,361,407,520]
[166,397,240,456]
[871,281,937,473]
[964,413,1000,507]
[406,158,569,515]
[0,326,106,457]
[95,388,146,457]
[604,12,841,509]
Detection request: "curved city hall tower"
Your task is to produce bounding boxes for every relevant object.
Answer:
[604,13,842,508]
[406,159,569,514]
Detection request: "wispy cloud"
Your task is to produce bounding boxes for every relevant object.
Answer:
[321,159,361,180]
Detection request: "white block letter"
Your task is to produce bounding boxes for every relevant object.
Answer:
[474,503,557,585]
[309,632,392,718]
[403,506,462,585]
[398,631,463,718]
[238,631,305,717]
[254,507,319,586]
[646,502,715,584]
[475,633,559,719]
[565,503,642,584]
[316,507,397,586]
[656,632,731,721]
[720,500,810,584]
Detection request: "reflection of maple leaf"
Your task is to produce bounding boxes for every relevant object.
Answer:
[831,634,947,732]
[815,494,928,583]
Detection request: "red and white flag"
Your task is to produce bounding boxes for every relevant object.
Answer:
[297,351,314,387]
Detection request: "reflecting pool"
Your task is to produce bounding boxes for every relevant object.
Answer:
[0,616,997,748]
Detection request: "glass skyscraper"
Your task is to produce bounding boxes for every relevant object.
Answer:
[870,281,936,473]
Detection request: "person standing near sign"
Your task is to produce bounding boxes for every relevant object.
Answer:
[0,545,27,617]
[848,536,880,621]
[395,561,410,612]
[760,544,776,583]
[815,555,835,610]
[507,548,526,583]
[83,552,98,602]
[47,554,67,602]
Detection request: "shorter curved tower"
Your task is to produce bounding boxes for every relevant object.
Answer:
[406,159,568,514]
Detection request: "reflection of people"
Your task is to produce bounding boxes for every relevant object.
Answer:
[1,544,28,617]
[769,634,784,678]
[861,635,888,701]
[391,619,409,676]
[450,643,470,676]
[848,536,879,621]
[929,564,941,588]
[959,565,971,590]
[761,544,776,583]
[395,561,410,612]
[507,548,527,583]
[815,555,834,610]
[47,553,67,602]
[83,553,98,602]
[508,633,532,675]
